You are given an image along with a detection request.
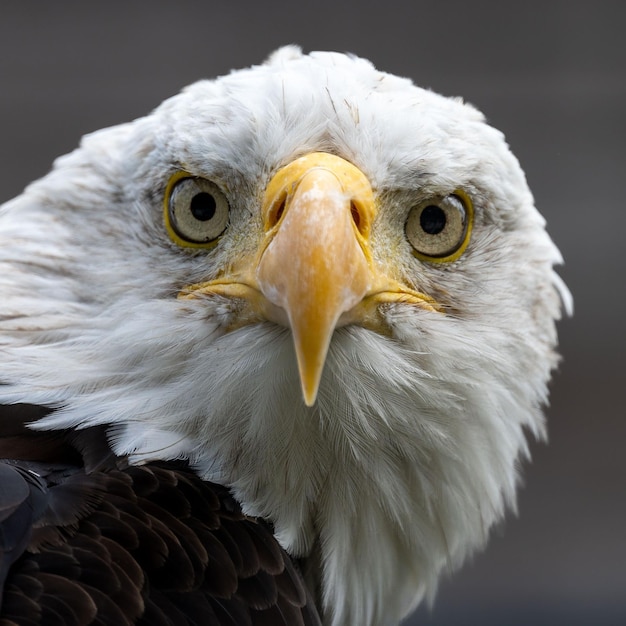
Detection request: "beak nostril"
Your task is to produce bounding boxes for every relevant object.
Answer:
[274,198,286,224]
[350,202,361,231]
[266,194,287,230]
[350,202,361,228]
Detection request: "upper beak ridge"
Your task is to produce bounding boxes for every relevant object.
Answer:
[256,153,376,406]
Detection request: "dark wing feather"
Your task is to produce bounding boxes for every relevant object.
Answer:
[0,464,48,608]
[0,406,322,625]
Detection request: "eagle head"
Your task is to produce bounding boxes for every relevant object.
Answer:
[0,46,570,625]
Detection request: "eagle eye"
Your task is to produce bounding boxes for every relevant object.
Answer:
[164,174,229,248]
[405,191,473,262]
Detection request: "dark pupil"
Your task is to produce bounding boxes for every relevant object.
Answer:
[190,192,217,221]
[420,205,446,235]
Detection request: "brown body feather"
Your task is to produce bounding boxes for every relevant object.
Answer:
[0,405,321,626]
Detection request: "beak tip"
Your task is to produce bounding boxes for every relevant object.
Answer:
[293,327,329,409]
[301,372,321,407]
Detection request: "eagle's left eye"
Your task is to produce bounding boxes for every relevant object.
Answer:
[164,175,230,248]
[405,191,473,262]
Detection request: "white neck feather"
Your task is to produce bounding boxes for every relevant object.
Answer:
[0,279,559,625]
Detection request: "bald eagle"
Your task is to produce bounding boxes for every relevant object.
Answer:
[0,47,570,626]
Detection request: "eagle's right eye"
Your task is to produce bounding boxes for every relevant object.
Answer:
[165,174,230,248]
[405,191,473,262]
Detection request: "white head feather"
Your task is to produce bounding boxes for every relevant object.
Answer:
[0,47,570,625]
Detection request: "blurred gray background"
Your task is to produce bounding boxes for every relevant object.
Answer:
[0,1,623,624]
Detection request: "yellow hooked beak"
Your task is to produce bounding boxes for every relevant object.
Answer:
[180,153,439,406]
